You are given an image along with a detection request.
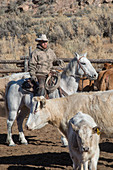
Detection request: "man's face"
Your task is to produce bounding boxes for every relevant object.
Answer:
[39,41,48,49]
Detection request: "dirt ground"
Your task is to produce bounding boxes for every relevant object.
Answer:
[0,117,113,170]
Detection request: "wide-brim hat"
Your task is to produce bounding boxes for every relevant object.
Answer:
[35,34,48,42]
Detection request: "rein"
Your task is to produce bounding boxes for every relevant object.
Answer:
[58,87,68,97]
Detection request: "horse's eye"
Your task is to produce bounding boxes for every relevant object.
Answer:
[80,62,86,65]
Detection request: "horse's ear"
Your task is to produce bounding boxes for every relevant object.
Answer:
[84,52,87,57]
[75,52,78,58]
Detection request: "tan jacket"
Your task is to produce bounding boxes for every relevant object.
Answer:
[29,45,58,81]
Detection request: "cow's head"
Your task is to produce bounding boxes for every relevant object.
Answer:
[71,122,100,154]
[26,96,50,130]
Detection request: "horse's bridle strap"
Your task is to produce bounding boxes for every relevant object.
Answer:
[76,56,86,75]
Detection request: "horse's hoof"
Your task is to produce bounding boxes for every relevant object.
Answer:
[6,140,16,146]
[9,143,16,147]
[22,142,28,145]
[20,141,28,145]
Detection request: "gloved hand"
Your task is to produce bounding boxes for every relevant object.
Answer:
[53,59,65,67]
[57,59,65,68]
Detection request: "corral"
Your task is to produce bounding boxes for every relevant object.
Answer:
[0,1,113,169]
[0,117,113,169]
[0,58,113,169]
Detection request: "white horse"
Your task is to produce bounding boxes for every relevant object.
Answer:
[5,53,98,146]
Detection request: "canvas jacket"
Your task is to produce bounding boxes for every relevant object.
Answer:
[29,45,59,81]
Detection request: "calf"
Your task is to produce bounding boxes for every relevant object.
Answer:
[68,112,100,170]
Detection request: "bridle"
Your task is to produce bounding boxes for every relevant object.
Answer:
[76,56,87,76]
[70,56,87,79]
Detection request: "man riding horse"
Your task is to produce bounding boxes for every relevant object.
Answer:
[29,34,64,96]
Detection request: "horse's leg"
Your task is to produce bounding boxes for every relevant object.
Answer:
[17,106,30,145]
[6,110,17,146]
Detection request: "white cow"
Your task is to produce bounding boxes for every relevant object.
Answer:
[68,111,100,170]
[26,90,113,146]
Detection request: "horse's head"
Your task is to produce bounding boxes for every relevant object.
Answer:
[75,52,98,80]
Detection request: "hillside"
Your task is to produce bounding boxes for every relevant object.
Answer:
[0,0,113,64]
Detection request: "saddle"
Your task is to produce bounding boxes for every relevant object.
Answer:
[21,78,37,93]
[21,71,61,95]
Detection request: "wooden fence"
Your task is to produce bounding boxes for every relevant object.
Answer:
[0,47,113,76]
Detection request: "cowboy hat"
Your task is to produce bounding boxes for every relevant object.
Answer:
[35,34,48,42]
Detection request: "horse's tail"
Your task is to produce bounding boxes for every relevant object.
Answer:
[0,81,15,118]
[5,81,16,116]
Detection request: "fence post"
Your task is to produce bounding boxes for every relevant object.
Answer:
[108,17,112,43]
[29,46,32,61]
[24,56,28,72]
[24,47,32,72]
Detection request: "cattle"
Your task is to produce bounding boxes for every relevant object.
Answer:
[26,90,113,146]
[95,63,113,91]
[102,63,113,70]
[68,111,100,170]
[79,63,113,92]
[96,68,113,91]
[99,69,113,91]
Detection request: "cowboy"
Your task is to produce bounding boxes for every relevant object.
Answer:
[29,34,64,96]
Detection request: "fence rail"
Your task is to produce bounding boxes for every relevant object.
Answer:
[1,56,113,76]
[20,56,113,63]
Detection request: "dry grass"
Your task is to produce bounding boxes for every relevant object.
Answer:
[0,2,113,65]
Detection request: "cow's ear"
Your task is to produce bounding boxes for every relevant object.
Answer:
[40,97,46,109]
[71,122,79,132]
[92,126,101,135]
[32,96,38,102]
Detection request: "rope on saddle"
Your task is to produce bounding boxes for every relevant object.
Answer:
[45,71,61,93]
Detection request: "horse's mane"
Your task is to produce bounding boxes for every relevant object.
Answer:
[61,57,77,77]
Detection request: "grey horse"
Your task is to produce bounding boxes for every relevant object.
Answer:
[5,53,98,146]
